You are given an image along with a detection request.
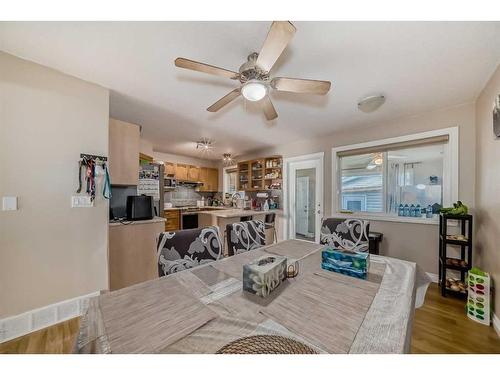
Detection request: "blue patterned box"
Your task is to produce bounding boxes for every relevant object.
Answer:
[321,248,369,279]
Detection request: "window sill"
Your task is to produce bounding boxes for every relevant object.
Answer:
[331,213,439,225]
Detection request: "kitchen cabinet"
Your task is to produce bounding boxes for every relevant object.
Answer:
[109,220,165,291]
[164,209,180,231]
[164,162,176,177]
[188,165,200,181]
[198,167,209,191]
[207,168,219,191]
[109,118,140,185]
[175,164,188,181]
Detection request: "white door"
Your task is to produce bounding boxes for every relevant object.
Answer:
[296,176,309,236]
[285,153,324,243]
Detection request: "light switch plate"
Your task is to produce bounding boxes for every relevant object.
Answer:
[2,196,18,211]
[71,196,94,208]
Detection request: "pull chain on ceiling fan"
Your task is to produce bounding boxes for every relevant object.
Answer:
[174,21,332,121]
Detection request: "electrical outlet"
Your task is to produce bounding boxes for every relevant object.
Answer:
[71,196,94,208]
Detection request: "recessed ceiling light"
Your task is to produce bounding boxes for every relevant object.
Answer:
[241,80,268,102]
[358,95,386,113]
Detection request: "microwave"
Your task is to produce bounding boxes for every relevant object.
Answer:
[164,177,177,189]
[126,195,154,221]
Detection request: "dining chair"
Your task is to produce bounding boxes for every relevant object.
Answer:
[157,226,222,276]
[264,212,277,244]
[226,219,266,256]
[320,218,370,252]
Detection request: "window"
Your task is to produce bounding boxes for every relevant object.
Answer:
[333,128,458,221]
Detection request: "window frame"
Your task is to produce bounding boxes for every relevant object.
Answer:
[331,127,459,225]
[222,166,238,197]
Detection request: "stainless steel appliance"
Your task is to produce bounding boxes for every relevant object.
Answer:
[138,163,164,217]
[180,207,201,229]
[164,177,177,190]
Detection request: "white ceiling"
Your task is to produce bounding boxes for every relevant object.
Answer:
[1,21,499,160]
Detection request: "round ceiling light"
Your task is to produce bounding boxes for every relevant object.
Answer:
[358,95,386,113]
[241,80,267,102]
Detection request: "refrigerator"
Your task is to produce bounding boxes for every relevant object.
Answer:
[137,163,164,218]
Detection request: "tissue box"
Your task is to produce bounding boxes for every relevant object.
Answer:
[321,248,369,279]
[243,255,287,298]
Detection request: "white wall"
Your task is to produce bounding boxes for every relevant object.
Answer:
[153,151,218,168]
[0,52,110,319]
[475,63,500,318]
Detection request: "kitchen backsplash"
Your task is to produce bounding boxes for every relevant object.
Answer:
[165,186,213,207]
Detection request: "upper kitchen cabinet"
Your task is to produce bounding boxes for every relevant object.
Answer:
[109,118,140,185]
[175,164,188,181]
[207,168,219,191]
[188,165,200,182]
[164,162,176,177]
[198,167,219,192]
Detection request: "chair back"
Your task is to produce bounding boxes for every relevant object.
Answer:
[226,219,266,256]
[320,218,370,252]
[265,212,276,224]
[240,215,253,222]
[157,226,222,276]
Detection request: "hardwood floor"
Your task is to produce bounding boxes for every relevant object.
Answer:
[411,283,500,353]
[0,284,498,354]
[0,317,80,354]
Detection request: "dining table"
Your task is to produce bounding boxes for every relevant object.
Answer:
[75,239,430,354]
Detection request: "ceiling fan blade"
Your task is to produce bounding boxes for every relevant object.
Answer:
[272,77,331,95]
[207,89,241,112]
[175,57,239,80]
[256,21,296,72]
[261,96,278,121]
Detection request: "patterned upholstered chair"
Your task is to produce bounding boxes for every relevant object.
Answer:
[320,218,370,252]
[226,220,266,256]
[157,226,222,277]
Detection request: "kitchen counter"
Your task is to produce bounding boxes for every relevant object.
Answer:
[109,216,166,227]
[197,208,280,218]
[163,206,230,211]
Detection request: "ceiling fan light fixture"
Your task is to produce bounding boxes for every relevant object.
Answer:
[241,80,267,102]
[358,95,386,113]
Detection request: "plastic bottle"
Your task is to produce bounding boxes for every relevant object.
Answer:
[398,204,404,216]
[263,199,269,211]
[426,205,433,218]
[415,204,422,217]
[409,204,415,217]
[403,204,410,217]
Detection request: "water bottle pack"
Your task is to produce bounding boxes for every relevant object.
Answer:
[398,203,433,218]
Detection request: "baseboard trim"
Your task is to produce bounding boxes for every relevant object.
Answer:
[426,272,439,283]
[493,313,500,337]
[0,291,100,344]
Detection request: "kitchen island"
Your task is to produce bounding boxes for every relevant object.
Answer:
[198,209,282,254]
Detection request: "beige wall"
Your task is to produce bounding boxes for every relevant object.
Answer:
[475,64,500,318]
[0,52,110,318]
[234,102,476,273]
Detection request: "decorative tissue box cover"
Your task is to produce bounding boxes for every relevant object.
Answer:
[243,255,287,298]
[321,248,369,279]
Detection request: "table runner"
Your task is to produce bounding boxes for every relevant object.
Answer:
[76,239,428,354]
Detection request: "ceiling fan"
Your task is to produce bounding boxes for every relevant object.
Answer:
[174,21,331,121]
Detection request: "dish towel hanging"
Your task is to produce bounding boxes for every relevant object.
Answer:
[103,163,112,199]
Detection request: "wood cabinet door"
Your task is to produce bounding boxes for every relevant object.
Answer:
[164,162,176,176]
[208,168,219,192]
[199,167,208,191]
[109,118,140,185]
[175,164,188,180]
[188,165,200,181]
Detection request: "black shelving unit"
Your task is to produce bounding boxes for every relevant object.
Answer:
[438,213,473,298]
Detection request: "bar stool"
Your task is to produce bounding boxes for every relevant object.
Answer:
[264,213,277,244]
